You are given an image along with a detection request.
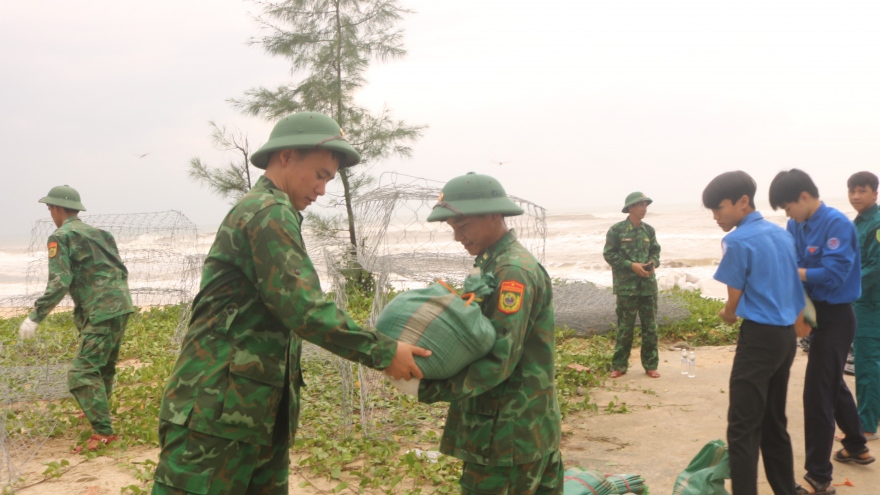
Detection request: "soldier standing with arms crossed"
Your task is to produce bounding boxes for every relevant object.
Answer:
[604,192,661,379]
[414,172,562,495]
[19,186,134,452]
[151,112,429,495]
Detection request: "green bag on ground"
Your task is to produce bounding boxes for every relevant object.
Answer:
[562,468,615,495]
[375,273,497,379]
[672,439,730,495]
[604,473,648,494]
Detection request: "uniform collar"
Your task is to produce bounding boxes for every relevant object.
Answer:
[625,217,645,230]
[805,202,828,226]
[736,210,762,228]
[256,176,301,220]
[475,229,517,268]
[63,216,81,226]
[855,204,879,223]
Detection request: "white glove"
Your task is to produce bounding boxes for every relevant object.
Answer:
[388,376,421,397]
[19,318,38,340]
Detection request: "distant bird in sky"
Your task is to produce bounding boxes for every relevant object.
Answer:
[491,159,510,166]
[135,153,151,159]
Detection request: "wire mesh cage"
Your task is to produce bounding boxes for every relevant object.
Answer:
[0,210,200,486]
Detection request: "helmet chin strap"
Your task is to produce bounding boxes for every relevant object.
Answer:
[432,201,465,217]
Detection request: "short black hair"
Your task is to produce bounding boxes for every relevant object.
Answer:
[847,171,879,192]
[63,207,79,214]
[702,171,757,209]
[768,169,819,210]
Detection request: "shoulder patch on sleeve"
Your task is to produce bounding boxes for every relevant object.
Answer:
[48,241,58,258]
[498,280,524,314]
[875,229,880,243]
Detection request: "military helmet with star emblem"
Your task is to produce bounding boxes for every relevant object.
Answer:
[39,185,86,211]
[427,172,524,222]
[250,111,361,170]
[622,191,653,213]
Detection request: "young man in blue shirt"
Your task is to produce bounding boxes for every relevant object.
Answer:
[847,171,880,442]
[769,169,874,495]
[704,171,803,495]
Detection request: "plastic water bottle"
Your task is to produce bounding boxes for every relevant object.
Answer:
[680,349,688,375]
[688,351,696,378]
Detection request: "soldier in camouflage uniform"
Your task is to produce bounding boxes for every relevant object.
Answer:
[151,112,430,495]
[418,172,563,495]
[603,192,661,378]
[19,185,134,452]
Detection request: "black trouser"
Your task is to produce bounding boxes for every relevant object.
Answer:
[728,320,797,495]
[804,301,866,483]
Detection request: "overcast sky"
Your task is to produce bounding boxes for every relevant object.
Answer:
[2,0,879,238]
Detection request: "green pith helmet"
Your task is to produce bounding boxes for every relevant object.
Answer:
[426,172,524,222]
[622,191,652,213]
[39,185,86,211]
[250,112,361,170]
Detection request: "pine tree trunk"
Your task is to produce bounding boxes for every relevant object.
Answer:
[334,0,357,252]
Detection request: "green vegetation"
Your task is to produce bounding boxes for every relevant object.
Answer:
[0,287,737,493]
[657,288,738,345]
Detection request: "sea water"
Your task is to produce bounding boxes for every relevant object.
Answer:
[0,199,856,302]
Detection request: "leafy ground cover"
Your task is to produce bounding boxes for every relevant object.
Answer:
[1,288,732,494]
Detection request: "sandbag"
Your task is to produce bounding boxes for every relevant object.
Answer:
[672,439,730,495]
[375,273,497,379]
[562,468,615,495]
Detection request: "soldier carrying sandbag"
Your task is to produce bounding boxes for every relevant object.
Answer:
[411,172,564,495]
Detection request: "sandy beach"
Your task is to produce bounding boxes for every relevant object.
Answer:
[10,346,877,494]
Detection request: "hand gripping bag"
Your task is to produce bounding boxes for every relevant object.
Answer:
[375,273,497,379]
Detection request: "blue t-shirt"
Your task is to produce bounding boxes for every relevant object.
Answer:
[714,211,804,326]
[786,202,861,304]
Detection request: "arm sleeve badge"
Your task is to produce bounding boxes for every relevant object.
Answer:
[498,280,524,314]
[47,241,58,259]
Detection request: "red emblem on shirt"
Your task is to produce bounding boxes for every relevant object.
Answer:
[47,242,58,259]
[498,280,524,314]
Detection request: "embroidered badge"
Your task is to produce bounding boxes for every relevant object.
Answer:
[498,280,524,314]
[807,246,818,254]
[621,237,634,242]
[876,229,880,243]
[48,242,58,259]
[827,238,840,250]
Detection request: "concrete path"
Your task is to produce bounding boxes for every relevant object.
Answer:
[561,346,879,495]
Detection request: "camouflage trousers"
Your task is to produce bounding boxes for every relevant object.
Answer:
[69,314,128,436]
[151,422,289,495]
[459,450,563,495]
[151,382,291,495]
[612,294,658,373]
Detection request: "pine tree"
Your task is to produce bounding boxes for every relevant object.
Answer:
[231,0,425,250]
[187,121,254,204]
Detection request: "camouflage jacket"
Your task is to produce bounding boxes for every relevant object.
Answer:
[603,219,661,296]
[30,216,133,330]
[158,176,398,446]
[419,230,561,466]
[854,204,880,304]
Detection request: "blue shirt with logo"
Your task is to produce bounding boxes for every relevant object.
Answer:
[786,202,861,304]
[714,211,804,326]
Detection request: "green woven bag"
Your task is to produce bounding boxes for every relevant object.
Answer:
[375,274,497,379]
